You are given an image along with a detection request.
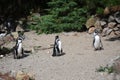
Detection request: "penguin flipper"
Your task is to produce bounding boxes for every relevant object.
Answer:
[93,38,95,47]
[100,39,103,49]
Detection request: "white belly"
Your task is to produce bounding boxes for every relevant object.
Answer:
[94,35,101,49]
[57,41,62,52]
[17,43,22,54]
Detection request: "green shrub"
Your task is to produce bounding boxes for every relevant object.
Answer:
[29,0,88,34]
[96,7,104,15]
[96,65,114,74]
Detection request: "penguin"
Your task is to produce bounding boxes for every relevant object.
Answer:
[93,30,103,51]
[13,37,24,59]
[52,35,62,56]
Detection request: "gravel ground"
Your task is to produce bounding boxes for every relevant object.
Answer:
[0,31,120,80]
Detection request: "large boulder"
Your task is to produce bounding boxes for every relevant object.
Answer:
[104,7,110,15]
[11,32,18,39]
[85,16,98,29]
[88,27,95,34]
[16,71,35,80]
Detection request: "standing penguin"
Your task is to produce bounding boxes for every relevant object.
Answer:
[52,35,62,56]
[13,37,24,59]
[93,30,103,51]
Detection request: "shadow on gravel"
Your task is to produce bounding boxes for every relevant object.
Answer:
[52,52,66,57]
[105,36,120,41]
[0,47,11,56]
[13,50,31,59]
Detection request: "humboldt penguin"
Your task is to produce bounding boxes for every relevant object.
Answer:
[52,35,63,56]
[93,30,103,51]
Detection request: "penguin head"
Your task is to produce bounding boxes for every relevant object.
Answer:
[55,35,59,40]
[16,36,23,43]
[93,29,98,36]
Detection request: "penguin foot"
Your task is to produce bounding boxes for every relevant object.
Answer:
[94,48,97,51]
[100,47,104,50]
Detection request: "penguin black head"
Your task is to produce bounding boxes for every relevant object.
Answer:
[18,37,22,40]
[94,29,98,33]
[55,35,59,39]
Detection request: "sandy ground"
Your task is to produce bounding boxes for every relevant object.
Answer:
[0,31,120,80]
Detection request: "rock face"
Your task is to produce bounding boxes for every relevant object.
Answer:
[86,6,120,36]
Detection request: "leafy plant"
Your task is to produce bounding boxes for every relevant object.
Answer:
[96,65,114,74]
[96,7,104,15]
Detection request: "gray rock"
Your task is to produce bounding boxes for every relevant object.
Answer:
[95,20,102,28]
[102,27,113,36]
[108,15,115,22]
[114,11,120,23]
[100,21,107,27]
[108,22,116,28]
[0,78,5,80]
[16,24,24,32]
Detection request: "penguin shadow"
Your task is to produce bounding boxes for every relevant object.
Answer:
[94,49,104,51]
[61,52,66,56]
[17,54,29,59]
[94,48,104,51]
[52,52,66,57]
[0,47,11,57]
[19,50,31,59]
[105,36,120,41]
[13,50,31,59]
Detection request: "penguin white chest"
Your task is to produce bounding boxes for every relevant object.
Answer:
[57,40,62,51]
[17,41,22,54]
[94,35,101,49]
